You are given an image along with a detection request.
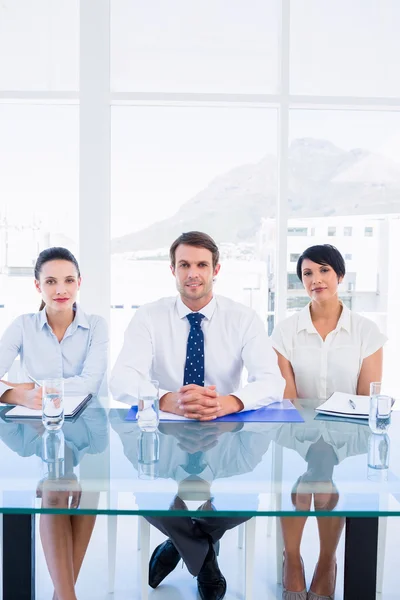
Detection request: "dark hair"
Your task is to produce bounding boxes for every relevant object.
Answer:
[169,231,220,269]
[296,244,346,282]
[34,247,80,311]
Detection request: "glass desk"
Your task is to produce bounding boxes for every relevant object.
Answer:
[1,397,398,599]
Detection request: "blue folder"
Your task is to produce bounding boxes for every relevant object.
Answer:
[125,399,304,423]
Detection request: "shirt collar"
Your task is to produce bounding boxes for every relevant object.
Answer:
[297,301,351,334]
[38,303,90,331]
[73,304,90,330]
[176,295,216,321]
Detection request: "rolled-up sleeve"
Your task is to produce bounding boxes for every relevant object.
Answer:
[110,307,154,404]
[63,317,109,396]
[232,314,285,411]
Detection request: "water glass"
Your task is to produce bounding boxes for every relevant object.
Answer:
[137,431,160,479]
[369,382,392,434]
[42,378,64,431]
[137,379,159,432]
[367,433,390,482]
[42,430,65,479]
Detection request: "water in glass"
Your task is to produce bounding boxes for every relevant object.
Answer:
[42,378,64,431]
[368,381,392,434]
[367,433,390,482]
[137,379,159,432]
[137,431,160,479]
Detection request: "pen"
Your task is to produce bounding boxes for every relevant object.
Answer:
[348,399,356,410]
[27,373,41,387]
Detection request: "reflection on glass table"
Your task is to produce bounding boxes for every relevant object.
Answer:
[0,400,108,600]
[0,398,400,599]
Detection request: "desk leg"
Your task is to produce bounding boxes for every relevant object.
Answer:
[344,517,378,600]
[2,514,35,600]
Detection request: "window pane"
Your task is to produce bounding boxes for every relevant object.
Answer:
[111,0,279,93]
[111,106,277,360]
[0,0,79,91]
[288,227,308,236]
[0,105,79,334]
[286,109,400,395]
[287,296,309,310]
[287,273,302,290]
[290,0,400,97]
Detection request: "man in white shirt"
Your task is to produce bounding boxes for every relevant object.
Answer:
[110,231,285,600]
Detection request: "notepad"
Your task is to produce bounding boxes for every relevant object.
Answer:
[315,392,370,419]
[4,394,92,420]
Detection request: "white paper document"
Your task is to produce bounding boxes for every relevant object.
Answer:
[158,410,191,421]
[5,394,92,419]
[315,392,370,419]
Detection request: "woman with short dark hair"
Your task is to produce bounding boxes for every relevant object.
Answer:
[271,244,387,600]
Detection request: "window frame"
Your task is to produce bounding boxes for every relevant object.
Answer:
[1,0,399,329]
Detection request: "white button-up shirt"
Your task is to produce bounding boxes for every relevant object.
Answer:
[110,294,285,411]
[110,413,277,484]
[271,303,387,400]
[0,305,108,396]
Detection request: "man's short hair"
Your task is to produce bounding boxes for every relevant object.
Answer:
[169,231,220,269]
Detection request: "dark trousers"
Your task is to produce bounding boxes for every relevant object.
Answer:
[146,514,250,575]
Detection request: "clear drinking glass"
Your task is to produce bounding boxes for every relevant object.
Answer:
[42,378,64,431]
[369,381,392,434]
[137,431,160,479]
[367,433,390,482]
[42,430,65,479]
[137,379,159,432]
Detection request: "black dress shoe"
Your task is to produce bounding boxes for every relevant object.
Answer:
[197,542,227,600]
[148,539,181,589]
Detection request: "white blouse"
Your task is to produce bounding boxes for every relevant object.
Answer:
[271,303,387,400]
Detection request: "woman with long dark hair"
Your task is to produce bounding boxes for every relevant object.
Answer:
[0,247,108,600]
[0,246,107,406]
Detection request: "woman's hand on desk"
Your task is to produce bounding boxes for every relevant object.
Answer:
[7,382,35,390]
[2,386,42,409]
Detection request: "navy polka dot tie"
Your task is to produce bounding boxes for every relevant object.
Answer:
[183,313,205,386]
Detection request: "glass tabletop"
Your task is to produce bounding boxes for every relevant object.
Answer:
[1,396,399,517]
